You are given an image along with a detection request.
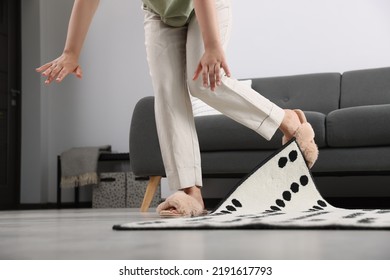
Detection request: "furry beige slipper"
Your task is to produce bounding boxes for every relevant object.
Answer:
[157,191,207,218]
[282,109,319,168]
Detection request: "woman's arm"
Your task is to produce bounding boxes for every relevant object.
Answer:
[192,0,231,91]
[36,0,100,84]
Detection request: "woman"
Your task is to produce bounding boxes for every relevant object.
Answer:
[36,0,318,217]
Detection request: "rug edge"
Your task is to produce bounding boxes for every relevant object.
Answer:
[210,138,301,213]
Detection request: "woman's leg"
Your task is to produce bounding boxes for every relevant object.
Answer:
[143,9,204,210]
[187,0,285,141]
[186,0,317,168]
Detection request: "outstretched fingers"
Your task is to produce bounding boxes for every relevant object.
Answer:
[46,64,63,84]
[35,62,52,74]
[55,68,70,83]
[37,53,81,85]
[193,61,231,92]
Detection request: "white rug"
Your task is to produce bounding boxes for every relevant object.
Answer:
[113,140,390,230]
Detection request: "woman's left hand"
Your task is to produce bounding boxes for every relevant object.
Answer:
[193,46,231,91]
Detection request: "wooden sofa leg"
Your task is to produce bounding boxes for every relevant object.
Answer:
[140,176,162,212]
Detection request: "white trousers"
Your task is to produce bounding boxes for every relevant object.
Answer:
[143,0,285,190]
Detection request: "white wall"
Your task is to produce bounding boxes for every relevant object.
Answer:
[228,0,390,78]
[21,0,390,204]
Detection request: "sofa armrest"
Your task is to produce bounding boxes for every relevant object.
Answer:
[129,96,165,177]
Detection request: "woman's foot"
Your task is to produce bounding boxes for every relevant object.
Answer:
[279,109,301,138]
[183,186,205,210]
[279,109,318,168]
[156,186,206,217]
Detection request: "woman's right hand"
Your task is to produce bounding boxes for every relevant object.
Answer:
[36,52,82,84]
[36,0,100,85]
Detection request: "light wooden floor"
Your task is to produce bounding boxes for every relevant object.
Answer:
[0,208,389,260]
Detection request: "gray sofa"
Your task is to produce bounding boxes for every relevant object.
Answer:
[130,67,390,211]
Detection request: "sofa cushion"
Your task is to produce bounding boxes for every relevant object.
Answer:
[341,67,390,108]
[327,104,390,147]
[130,97,165,176]
[251,73,341,114]
[196,111,327,151]
[311,147,390,173]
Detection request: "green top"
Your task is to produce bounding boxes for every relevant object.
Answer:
[142,0,194,27]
